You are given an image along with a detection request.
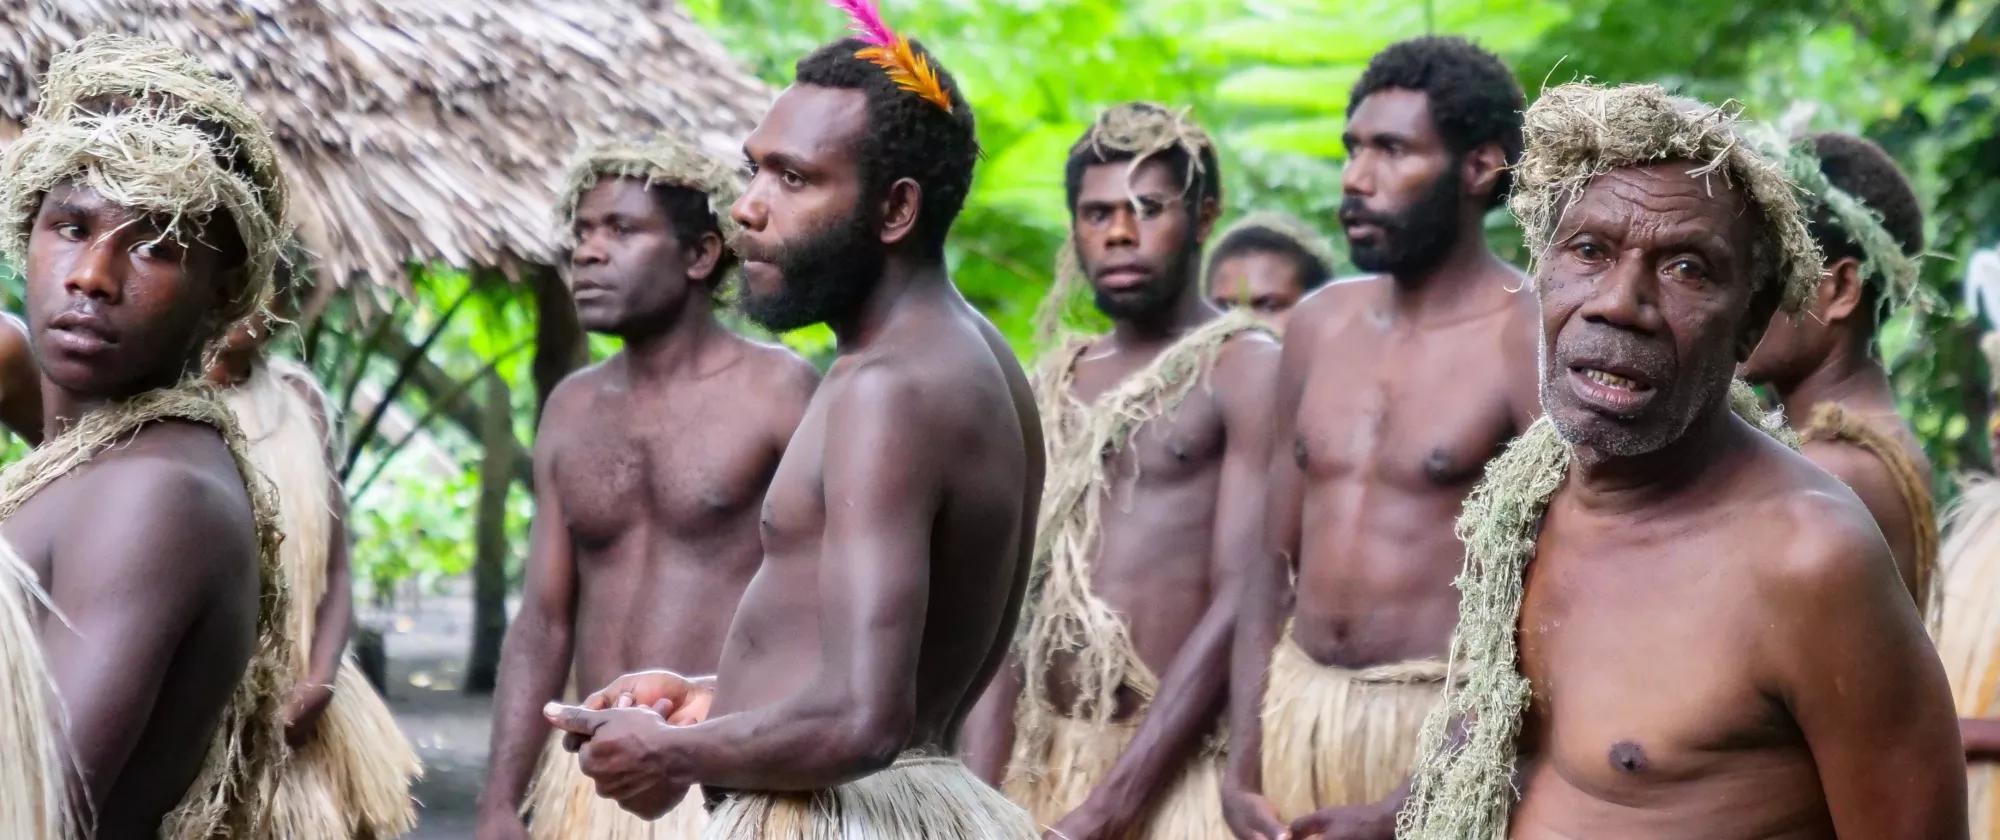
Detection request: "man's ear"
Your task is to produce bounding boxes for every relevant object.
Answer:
[879,177,922,246]
[1462,142,1507,206]
[1821,256,1866,325]
[686,231,725,284]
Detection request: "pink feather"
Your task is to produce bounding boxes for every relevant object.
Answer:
[826,0,896,47]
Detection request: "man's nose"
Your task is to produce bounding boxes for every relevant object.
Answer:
[63,235,123,303]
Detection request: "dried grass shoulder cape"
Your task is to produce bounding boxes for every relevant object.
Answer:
[1006,310,1266,837]
[1396,82,1822,839]
[0,386,292,839]
[227,358,421,839]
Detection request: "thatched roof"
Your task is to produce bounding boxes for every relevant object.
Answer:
[0,1,770,295]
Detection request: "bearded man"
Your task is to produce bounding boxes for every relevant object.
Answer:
[1740,132,1936,613]
[541,18,1043,839]
[0,33,298,837]
[960,102,1279,840]
[477,138,816,840]
[1222,36,1540,840]
[1397,82,1965,839]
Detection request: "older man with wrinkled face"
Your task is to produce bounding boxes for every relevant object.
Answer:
[1398,83,1966,840]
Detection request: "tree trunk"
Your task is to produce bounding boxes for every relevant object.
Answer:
[530,266,586,425]
[466,372,516,694]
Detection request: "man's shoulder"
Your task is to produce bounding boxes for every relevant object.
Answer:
[1738,445,1894,596]
[69,427,258,568]
[731,334,821,401]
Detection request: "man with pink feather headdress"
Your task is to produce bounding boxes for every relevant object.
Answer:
[537,3,1043,838]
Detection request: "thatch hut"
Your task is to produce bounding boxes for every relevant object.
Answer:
[0,0,771,296]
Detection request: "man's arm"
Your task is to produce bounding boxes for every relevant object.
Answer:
[0,313,43,445]
[1059,336,1281,835]
[285,376,353,742]
[594,366,946,793]
[1223,318,1316,840]
[475,408,580,830]
[40,465,256,808]
[960,657,1022,785]
[1772,504,1966,838]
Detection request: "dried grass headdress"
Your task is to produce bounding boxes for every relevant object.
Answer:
[1742,126,1932,317]
[1508,82,1821,316]
[0,33,292,335]
[1036,102,1218,342]
[1398,83,1814,840]
[554,136,744,248]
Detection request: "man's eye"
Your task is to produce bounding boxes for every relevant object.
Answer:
[1136,201,1165,219]
[1082,207,1109,224]
[133,240,175,260]
[1666,258,1707,282]
[52,222,85,241]
[1572,241,1604,261]
[780,171,806,188]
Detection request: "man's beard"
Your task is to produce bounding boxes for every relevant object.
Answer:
[737,210,886,333]
[1343,164,1464,276]
[1540,331,1738,459]
[1088,236,1200,322]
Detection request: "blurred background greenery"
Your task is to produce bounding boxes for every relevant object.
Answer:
[4,0,1996,689]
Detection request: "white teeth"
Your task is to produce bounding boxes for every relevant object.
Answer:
[1583,369,1642,390]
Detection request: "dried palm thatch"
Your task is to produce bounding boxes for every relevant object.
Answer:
[0,0,771,297]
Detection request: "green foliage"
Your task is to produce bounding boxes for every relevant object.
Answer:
[692,0,2000,495]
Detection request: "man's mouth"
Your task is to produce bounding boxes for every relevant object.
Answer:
[1566,363,1658,414]
[1095,265,1151,291]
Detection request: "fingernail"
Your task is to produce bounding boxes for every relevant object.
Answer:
[543,702,560,717]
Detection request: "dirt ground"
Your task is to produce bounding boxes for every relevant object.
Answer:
[373,583,492,839]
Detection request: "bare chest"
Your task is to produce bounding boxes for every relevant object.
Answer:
[552,395,778,547]
[1518,519,1797,804]
[1293,329,1515,489]
[1061,351,1228,485]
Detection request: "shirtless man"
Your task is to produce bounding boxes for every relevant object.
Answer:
[0,311,43,444]
[960,103,1279,839]
[1205,212,1335,332]
[1397,81,1964,839]
[0,34,295,836]
[1740,132,1936,608]
[476,139,817,840]
[1222,36,1538,840]
[542,30,1043,839]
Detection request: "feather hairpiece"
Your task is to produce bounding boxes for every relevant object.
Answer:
[826,0,954,114]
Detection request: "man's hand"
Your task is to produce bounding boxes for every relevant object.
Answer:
[544,702,692,819]
[1044,800,1136,840]
[1221,788,1290,840]
[473,805,531,840]
[1287,801,1397,840]
[283,681,336,749]
[581,670,714,723]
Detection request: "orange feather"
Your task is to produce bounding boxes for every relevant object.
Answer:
[854,36,952,114]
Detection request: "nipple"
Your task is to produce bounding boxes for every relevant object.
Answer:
[1608,740,1648,774]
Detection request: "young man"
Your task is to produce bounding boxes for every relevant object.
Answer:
[477,138,817,840]
[1398,82,1965,839]
[1222,36,1539,840]
[1204,212,1335,331]
[960,102,1279,839]
[1740,132,1936,611]
[0,311,42,444]
[209,264,422,838]
[542,25,1044,839]
[0,34,297,837]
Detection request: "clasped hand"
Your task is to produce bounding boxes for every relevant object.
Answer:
[542,670,716,819]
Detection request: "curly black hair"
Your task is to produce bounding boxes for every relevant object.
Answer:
[1807,132,1924,328]
[1206,224,1332,292]
[1347,36,1524,208]
[793,39,978,254]
[1063,104,1222,218]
